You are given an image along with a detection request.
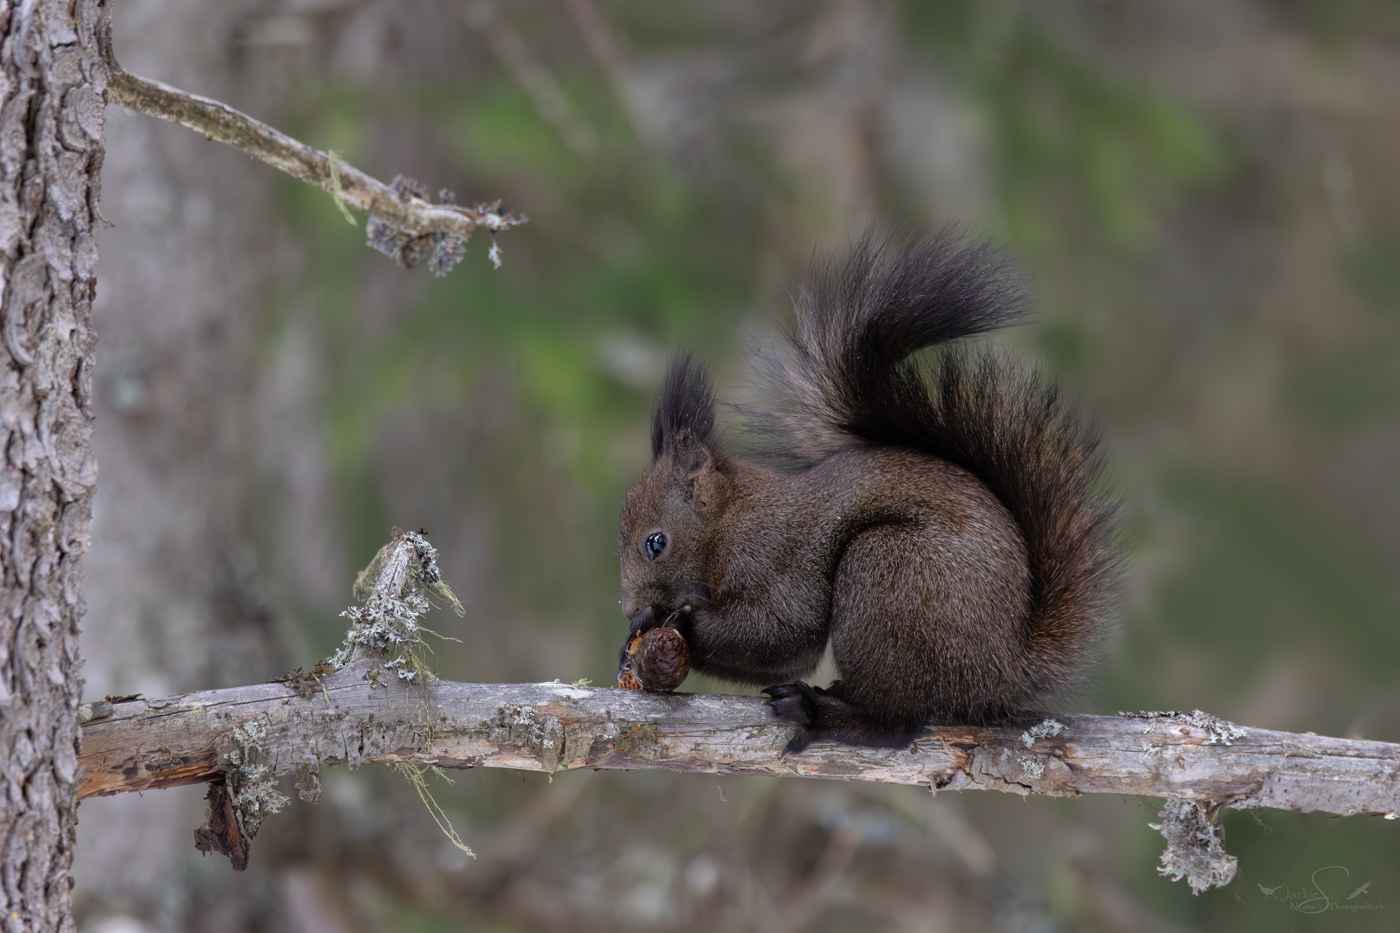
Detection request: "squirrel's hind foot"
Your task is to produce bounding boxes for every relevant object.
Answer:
[763,681,925,755]
[761,682,823,755]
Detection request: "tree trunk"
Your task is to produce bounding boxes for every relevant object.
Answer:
[0,1,104,931]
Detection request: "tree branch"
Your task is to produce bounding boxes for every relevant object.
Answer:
[77,675,1400,819]
[97,13,526,269]
[76,529,1399,890]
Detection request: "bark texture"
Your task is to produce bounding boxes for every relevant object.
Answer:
[0,1,104,931]
[78,677,1400,819]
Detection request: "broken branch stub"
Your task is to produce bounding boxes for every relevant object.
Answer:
[338,526,464,674]
[190,528,463,869]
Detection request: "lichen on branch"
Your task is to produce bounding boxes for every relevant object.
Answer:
[335,527,465,680]
[1151,800,1239,894]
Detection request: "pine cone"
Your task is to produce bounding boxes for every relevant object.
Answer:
[617,624,691,692]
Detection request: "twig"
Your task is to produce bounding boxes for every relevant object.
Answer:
[97,13,526,268]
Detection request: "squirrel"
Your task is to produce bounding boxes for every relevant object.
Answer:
[617,229,1119,754]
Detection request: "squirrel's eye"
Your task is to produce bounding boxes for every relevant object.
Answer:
[645,532,668,560]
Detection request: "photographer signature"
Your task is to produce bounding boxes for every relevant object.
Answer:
[1258,866,1377,913]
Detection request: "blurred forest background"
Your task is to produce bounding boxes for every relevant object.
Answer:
[75,0,1400,931]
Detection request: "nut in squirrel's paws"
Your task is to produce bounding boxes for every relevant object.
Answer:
[617,621,691,692]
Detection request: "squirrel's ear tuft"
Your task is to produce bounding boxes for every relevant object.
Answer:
[673,429,726,511]
[651,352,716,461]
[672,429,713,480]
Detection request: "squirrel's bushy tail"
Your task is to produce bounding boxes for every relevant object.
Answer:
[751,228,1119,696]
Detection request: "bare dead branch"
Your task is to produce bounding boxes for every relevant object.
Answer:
[77,676,1400,822]
[97,14,526,269]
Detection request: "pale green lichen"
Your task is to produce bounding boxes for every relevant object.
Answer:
[1013,718,1066,777]
[325,151,359,227]
[333,528,464,681]
[335,529,474,852]
[489,704,552,745]
[1017,754,1046,779]
[1150,800,1238,894]
[1020,718,1066,747]
[226,720,289,838]
[1125,710,1247,746]
[488,704,567,773]
[387,762,474,859]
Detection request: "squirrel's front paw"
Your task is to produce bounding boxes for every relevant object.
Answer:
[618,606,666,680]
[762,682,825,755]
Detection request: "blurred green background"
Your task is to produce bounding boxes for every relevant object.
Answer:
[77,1,1400,931]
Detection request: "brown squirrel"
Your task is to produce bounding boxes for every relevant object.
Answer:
[617,230,1119,754]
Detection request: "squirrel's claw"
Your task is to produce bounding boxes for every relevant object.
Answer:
[763,682,823,756]
[781,730,814,757]
[764,681,924,753]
